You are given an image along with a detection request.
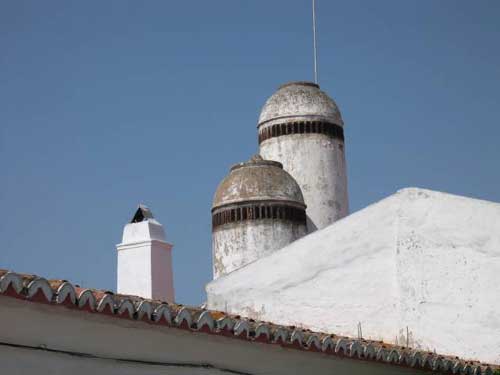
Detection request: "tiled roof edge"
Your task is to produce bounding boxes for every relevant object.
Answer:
[0,270,497,374]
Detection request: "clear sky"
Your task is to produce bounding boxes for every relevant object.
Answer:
[1,1,499,305]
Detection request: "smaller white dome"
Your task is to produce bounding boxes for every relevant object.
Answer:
[212,155,305,209]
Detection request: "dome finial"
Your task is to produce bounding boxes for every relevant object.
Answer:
[249,154,263,163]
[230,154,282,171]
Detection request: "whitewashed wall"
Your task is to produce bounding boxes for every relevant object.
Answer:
[117,218,174,302]
[260,133,348,231]
[207,188,500,365]
[212,220,306,278]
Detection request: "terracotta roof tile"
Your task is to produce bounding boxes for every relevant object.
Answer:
[0,269,497,374]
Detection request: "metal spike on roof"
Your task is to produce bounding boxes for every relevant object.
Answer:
[130,204,154,223]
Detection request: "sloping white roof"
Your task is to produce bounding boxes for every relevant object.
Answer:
[206,188,500,365]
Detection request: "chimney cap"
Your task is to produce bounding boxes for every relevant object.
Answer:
[130,204,154,223]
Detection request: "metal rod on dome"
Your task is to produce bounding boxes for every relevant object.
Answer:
[312,0,319,84]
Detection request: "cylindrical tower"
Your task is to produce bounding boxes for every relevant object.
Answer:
[258,81,348,232]
[212,155,307,279]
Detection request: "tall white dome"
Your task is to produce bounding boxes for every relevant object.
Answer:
[258,81,349,232]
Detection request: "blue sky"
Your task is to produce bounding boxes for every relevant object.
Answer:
[1,1,499,305]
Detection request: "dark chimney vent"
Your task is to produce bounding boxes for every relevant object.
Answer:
[130,204,154,223]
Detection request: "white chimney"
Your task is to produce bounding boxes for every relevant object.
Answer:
[116,205,174,302]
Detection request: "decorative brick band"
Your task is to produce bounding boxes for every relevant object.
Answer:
[212,203,306,230]
[258,121,344,144]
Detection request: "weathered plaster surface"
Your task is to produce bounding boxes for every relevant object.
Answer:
[212,220,306,279]
[258,82,348,231]
[258,82,343,126]
[212,155,304,208]
[212,155,307,278]
[260,133,348,231]
[207,188,500,365]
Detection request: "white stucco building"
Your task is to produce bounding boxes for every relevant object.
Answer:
[207,188,500,365]
[1,80,499,375]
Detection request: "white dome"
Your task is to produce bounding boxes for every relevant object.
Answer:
[212,155,305,209]
[258,81,343,127]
